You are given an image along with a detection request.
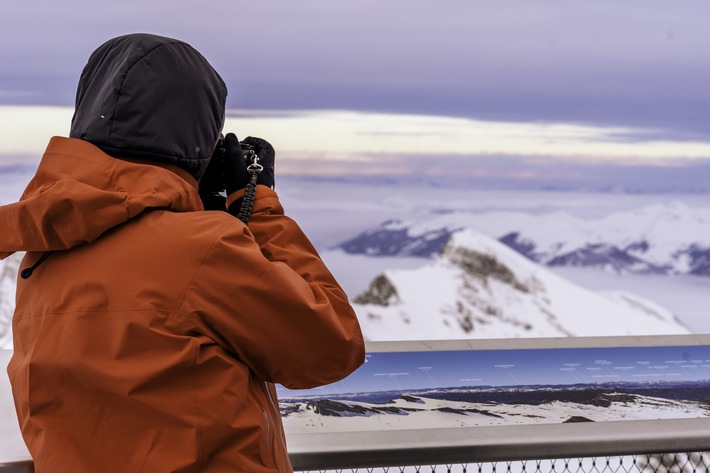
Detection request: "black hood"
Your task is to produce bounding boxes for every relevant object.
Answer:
[70,33,227,181]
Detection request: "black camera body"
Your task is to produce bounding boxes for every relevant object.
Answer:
[199,134,273,213]
[203,136,258,196]
[214,137,255,160]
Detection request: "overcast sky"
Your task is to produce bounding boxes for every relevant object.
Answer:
[2,1,710,190]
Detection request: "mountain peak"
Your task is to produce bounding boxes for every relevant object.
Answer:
[442,237,530,293]
[353,229,688,341]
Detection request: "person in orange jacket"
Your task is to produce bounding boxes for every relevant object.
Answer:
[1,33,365,473]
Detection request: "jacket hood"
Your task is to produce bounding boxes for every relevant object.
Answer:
[0,136,203,259]
[70,33,227,181]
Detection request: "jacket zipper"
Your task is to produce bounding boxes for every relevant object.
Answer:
[262,404,271,452]
[263,381,288,452]
[249,376,271,452]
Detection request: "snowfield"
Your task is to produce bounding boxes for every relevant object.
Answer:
[281,390,709,433]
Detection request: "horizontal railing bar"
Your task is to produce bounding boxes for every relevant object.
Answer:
[365,333,710,352]
[5,418,710,472]
[287,418,710,471]
[0,463,32,473]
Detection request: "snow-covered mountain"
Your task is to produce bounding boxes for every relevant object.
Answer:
[339,201,710,276]
[352,229,689,340]
[0,227,691,348]
[0,253,21,349]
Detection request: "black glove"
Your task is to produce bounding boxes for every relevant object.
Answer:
[241,136,275,189]
[225,136,276,221]
[200,134,275,216]
[223,133,249,195]
[198,138,228,211]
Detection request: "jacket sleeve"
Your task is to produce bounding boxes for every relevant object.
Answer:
[184,186,365,390]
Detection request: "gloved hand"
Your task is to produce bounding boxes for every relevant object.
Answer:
[225,135,275,222]
[198,138,228,211]
[241,136,275,189]
[223,133,249,195]
[201,134,276,216]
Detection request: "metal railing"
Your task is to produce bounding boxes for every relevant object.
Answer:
[284,335,710,471]
[287,418,710,471]
[293,453,710,473]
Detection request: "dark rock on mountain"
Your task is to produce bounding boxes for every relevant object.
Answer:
[547,244,667,274]
[499,232,538,260]
[563,416,594,423]
[306,399,412,417]
[339,220,457,257]
[625,241,650,254]
[445,244,530,293]
[688,246,710,276]
[353,274,400,306]
[400,395,425,404]
[436,406,504,418]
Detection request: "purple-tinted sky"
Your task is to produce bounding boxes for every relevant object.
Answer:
[4,1,710,192]
[279,345,710,396]
[3,1,710,137]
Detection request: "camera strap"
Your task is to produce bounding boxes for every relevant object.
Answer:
[237,150,263,225]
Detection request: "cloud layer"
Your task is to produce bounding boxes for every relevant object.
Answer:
[3,106,710,193]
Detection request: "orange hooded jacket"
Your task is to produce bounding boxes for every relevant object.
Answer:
[2,136,365,472]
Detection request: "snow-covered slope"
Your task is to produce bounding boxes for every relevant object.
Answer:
[0,253,21,349]
[281,385,709,433]
[352,229,688,340]
[339,202,710,275]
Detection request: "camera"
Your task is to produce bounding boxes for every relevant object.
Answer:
[201,135,258,195]
[214,136,255,161]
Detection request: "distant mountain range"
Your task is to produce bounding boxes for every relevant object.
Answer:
[338,202,710,276]
[280,380,710,433]
[351,229,689,340]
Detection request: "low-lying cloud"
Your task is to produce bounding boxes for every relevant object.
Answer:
[4,106,710,193]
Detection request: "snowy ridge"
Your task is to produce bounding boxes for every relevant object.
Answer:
[338,201,710,275]
[281,382,710,433]
[352,229,688,340]
[0,253,21,349]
